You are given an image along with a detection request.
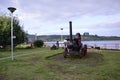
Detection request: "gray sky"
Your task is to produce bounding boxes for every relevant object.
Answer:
[0,0,120,36]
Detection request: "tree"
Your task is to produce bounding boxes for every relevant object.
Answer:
[34,40,44,48]
[0,14,27,48]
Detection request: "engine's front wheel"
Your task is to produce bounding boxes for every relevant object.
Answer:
[64,48,68,58]
[83,45,87,56]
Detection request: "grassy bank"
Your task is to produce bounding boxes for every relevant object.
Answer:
[0,48,120,80]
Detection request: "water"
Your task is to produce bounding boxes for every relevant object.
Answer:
[44,40,120,50]
[82,40,120,49]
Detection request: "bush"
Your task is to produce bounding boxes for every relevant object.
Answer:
[34,40,44,48]
[15,44,33,49]
[50,44,58,50]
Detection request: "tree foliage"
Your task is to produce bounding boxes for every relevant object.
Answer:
[34,40,44,48]
[0,14,27,48]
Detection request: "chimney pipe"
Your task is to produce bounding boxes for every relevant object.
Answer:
[69,21,72,42]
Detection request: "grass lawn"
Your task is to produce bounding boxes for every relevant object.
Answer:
[0,48,120,80]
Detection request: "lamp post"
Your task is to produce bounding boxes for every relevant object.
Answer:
[60,28,63,41]
[8,7,16,61]
[35,33,37,40]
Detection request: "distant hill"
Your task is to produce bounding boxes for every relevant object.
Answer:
[81,35,120,41]
[26,34,120,42]
[37,35,69,41]
[36,35,120,42]
[26,34,36,42]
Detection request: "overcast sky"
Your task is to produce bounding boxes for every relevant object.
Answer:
[0,0,120,36]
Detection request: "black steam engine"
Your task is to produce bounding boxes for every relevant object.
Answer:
[63,21,87,58]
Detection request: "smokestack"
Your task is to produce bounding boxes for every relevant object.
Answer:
[69,21,72,42]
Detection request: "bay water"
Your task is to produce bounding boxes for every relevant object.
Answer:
[44,40,120,50]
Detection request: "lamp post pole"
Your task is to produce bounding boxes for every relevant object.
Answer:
[35,33,37,40]
[8,7,16,61]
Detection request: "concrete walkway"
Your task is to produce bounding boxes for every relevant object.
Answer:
[0,50,48,61]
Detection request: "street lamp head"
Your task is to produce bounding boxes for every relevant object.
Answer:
[8,7,16,13]
[61,28,63,30]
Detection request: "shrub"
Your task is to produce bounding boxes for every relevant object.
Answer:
[50,44,58,50]
[15,44,33,49]
[34,40,44,48]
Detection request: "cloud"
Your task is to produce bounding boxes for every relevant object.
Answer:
[72,21,120,36]
[11,0,120,23]
[0,0,120,36]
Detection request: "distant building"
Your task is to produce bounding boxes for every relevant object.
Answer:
[83,32,89,36]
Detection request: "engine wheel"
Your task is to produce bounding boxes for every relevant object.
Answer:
[64,48,68,58]
[83,45,87,56]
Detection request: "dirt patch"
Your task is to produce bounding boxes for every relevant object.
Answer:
[46,63,91,75]
[47,64,65,72]
[28,57,40,62]
[0,74,6,80]
[47,52,103,66]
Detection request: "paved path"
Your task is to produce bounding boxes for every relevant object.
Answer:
[0,50,49,61]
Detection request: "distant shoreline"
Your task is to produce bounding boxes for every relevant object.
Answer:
[27,34,120,42]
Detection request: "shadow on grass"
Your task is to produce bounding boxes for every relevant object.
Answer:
[46,52,104,66]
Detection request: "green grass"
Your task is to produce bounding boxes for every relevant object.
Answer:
[0,48,120,80]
